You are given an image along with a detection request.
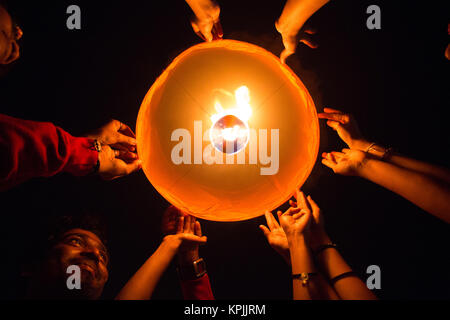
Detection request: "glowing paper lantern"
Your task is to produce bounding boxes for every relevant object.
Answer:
[136,40,319,221]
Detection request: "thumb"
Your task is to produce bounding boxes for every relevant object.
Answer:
[326,120,341,131]
[259,225,270,238]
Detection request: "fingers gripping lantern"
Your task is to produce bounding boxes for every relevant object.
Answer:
[136,40,319,221]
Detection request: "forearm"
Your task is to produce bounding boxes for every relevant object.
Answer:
[359,158,450,223]
[185,0,219,20]
[309,230,376,300]
[115,239,178,300]
[288,235,320,300]
[357,141,450,185]
[277,0,329,35]
[387,154,450,184]
[316,246,376,300]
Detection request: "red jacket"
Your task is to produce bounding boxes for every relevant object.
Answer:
[0,114,98,191]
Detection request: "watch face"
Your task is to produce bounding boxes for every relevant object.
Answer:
[193,259,207,277]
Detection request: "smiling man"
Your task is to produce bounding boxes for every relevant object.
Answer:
[23,215,109,300]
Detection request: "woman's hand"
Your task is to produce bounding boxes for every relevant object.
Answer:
[321,148,369,176]
[162,211,207,253]
[259,211,290,263]
[186,0,222,42]
[290,192,331,252]
[97,145,141,180]
[318,108,371,151]
[279,189,312,243]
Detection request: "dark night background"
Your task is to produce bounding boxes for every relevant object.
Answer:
[0,0,449,300]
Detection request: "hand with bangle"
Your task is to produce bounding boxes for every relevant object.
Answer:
[318,107,450,223]
[287,190,375,299]
[85,119,142,180]
[318,107,392,160]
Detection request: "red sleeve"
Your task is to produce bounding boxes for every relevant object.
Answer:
[180,273,215,300]
[0,114,98,191]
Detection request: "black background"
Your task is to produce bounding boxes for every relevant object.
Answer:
[0,0,449,300]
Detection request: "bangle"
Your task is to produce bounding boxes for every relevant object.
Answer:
[292,272,318,286]
[330,271,358,285]
[365,142,376,153]
[366,143,394,161]
[313,243,337,256]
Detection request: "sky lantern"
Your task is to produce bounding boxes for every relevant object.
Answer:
[136,40,319,221]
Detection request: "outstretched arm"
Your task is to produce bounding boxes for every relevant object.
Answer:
[277,0,329,63]
[318,108,450,184]
[322,149,450,223]
[185,0,222,42]
[279,189,336,300]
[319,108,450,223]
[290,192,377,300]
[0,114,141,191]
[115,216,207,300]
[162,206,214,300]
[0,113,98,191]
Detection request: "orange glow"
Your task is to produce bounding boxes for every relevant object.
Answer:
[136,40,319,221]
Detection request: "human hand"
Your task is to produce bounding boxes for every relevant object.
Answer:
[86,119,137,152]
[162,206,206,259]
[276,24,318,64]
[259,211,290,263]
[85,119,141,180]
[321,148,369,176]
[318,108,371,151]
[188,1,223,42]
[97,144,141,180]
[289,192,330,252]
[279,189,312,243]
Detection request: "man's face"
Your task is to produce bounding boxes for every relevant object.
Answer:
[39,228,109,299]
[0,6,22,65]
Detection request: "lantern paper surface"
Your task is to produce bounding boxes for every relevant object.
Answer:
[136,40,319,221]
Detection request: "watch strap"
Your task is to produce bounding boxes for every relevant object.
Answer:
[177,258,207,280]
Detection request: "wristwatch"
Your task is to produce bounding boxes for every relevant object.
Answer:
[177,258,207,280]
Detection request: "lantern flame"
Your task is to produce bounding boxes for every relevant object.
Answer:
[209,86,252,153]
[210,86,252,124]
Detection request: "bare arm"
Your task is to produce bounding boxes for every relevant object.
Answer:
[185,0,222,42]
[359,157,450,223]
[115,214,207,300]
[310,231,377,300]
[291,192,375,300]
[382,152,450,185]
[260,210,339,299]
[278,0,330,32]
[319,108,450,222]
[289,235,321,300]
[115,237,179,300]
[277,0,330,62]
[280,190,339,300]
[322,149,450,223]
